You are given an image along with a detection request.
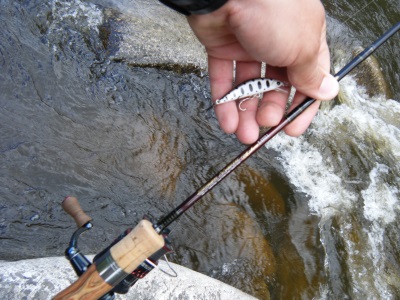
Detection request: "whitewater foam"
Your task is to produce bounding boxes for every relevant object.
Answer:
[266,133,356,218]
[362,164,399,224]
[265,74,400,298]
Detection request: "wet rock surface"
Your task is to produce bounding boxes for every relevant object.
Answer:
[0,256,257,299]
[352,47,391,98]
[93,0,207,70]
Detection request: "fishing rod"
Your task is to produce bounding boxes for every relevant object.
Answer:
[153,21,400,234]
[54,22,399,300]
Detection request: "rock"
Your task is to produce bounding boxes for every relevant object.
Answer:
[94,0,207,71]
[0,256,257,300]
[351,46,391,99]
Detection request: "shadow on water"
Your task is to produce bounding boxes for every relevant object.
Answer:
[0,0,399,299]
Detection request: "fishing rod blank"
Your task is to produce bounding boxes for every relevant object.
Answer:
[55,22,400,300]
[154,21,400,234]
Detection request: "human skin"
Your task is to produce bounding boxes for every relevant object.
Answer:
[187,0,339,144]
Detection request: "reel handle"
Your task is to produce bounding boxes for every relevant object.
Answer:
[62,196,92,228]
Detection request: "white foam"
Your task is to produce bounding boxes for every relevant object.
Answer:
[265,74,400,298]
[361,164,400,297]
[362,164,399,224]
[266,75,400,217]
[265,133,356,218]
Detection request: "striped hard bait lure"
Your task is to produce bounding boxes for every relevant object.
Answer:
[208,78,286,111]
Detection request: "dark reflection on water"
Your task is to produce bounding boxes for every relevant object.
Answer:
[0,1,311,298]
[0,0,399,299]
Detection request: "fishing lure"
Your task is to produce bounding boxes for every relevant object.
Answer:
[209,78,286,111]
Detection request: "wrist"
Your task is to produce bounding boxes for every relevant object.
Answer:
[159,0,229,15]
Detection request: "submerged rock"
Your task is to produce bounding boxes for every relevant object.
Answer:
[333,46,391,101]
[352,46,391,99]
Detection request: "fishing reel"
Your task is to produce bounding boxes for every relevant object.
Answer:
[62,196,174,299]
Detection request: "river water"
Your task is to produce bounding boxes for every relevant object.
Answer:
[0,0,399,299]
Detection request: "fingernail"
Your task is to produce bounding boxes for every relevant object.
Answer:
[319,74,339,100]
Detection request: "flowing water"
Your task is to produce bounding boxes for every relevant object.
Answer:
[0,0,399,299]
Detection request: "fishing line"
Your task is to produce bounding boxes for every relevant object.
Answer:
[145,257,178,278]
[341,0,377,26]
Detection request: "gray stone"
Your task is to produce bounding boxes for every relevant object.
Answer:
[94,0,208,70]
[0,256,257,299]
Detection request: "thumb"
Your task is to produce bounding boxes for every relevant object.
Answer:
[289,68,339,101]
[287,40,339,101]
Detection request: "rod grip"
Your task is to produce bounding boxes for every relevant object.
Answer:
[53,220,165,300]
[109,219,165,274]
[62,196,92,228]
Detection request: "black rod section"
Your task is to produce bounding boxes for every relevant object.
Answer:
[335,21,400,81]
[154,22,400,234]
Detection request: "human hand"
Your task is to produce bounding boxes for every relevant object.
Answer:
[187,0,339,144]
